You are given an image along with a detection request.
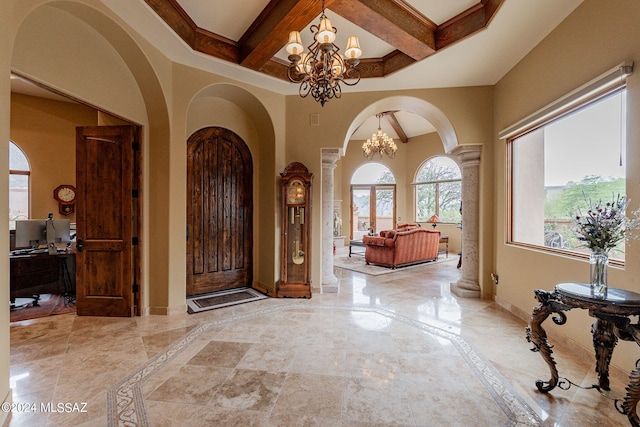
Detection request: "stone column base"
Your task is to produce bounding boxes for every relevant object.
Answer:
[321,275,339,293]
[450,279,480,298]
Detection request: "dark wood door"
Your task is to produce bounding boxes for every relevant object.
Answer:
[187,127,253,296]
[75,125,138,316]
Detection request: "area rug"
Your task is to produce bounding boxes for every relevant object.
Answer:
[333,253,457,276]
[10,293,76,323]
[186,287,267,314]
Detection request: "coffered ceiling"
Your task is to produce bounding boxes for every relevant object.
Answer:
[146,0,503,82]
[12,0,585,140]
[135,0,583,94]
[131,0,582,138]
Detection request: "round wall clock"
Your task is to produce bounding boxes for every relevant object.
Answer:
[53,184,76,216]
[54,184,76,204]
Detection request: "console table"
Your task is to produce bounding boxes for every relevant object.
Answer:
[526,283,640,426]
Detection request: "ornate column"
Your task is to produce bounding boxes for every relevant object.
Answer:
[450,145,482,298]
[321,149,340,293]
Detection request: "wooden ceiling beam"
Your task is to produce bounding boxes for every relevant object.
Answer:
[329,0,436,61]
[383,111,408,143]
[238,0,329,71]
[144,0,506,81]
[436,0,505,50]
[260,58,292,81]
[144,0,198,47]
[381,50,416,76]
[195,28,239,63]
[144,0,240,62]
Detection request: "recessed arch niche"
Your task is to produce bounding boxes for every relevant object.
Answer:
[185,83,278,294]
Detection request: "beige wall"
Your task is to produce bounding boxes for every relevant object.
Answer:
[10,93,99,223]
[494,0,640,372]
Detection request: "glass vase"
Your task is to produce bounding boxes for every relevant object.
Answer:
[589,250,609,298]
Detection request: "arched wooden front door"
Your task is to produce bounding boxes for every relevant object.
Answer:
[186,127,253,296]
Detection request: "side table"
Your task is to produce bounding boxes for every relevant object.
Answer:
[439,235,449,257]
[526,283,640,426]
[348,239,365,257]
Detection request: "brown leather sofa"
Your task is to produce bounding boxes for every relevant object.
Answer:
[362,224,440,269]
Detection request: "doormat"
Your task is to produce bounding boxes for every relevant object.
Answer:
[186,287,267,314]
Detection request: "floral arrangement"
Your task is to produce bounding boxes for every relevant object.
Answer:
[574,194,640,254]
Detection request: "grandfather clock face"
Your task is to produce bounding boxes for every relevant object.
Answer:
[287,179,305,204]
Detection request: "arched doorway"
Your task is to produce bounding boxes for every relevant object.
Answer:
[332,96,482,298]
[186,127,253,296]
[185,82,278,296]
[9,1,172,312]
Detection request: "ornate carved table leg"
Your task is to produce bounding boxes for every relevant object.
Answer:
[616,323,640,426]
[622,364,640,427]
[526,289,569,393]
[591,318,617,391]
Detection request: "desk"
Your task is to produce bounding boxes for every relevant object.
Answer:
[526,283,640,426]
[10,252,75,306]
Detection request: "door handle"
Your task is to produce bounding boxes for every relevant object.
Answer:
[77,238,84,252]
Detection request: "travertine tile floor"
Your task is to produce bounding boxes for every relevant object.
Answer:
[6,256,632,426]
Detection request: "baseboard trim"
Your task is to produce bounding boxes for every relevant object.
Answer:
[1,388,12,427]
[144,304,187,316]
[253,281,275,297]
[494,295,630,385]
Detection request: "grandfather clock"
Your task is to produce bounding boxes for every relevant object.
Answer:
[277,162,312,298]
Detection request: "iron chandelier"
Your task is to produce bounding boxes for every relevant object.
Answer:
[285,0,363,107]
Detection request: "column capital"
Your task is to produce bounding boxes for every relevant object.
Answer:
[322,148,341,167]
[451,144,481,167]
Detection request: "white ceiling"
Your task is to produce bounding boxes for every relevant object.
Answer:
[12,0,585,139]
[179,0,479,42]
[350,111,435,141]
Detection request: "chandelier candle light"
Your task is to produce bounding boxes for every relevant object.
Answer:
[285,0,362,106]
[362,113,398,160]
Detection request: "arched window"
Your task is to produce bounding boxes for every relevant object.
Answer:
[351,163,396,184]
[415,156,461,223]
[350,163,396,238]
[9,141,30,228]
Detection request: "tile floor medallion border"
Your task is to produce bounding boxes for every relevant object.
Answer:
[107,304,542,426]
